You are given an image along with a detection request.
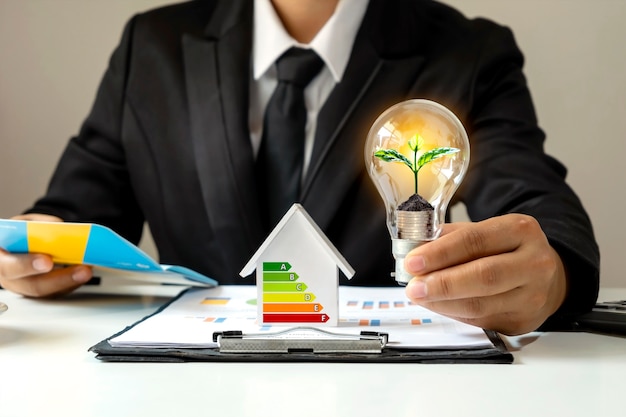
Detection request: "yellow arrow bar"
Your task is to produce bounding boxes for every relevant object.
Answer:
[263,293,316,303]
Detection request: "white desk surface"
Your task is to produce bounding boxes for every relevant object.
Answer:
[0,286,624,417]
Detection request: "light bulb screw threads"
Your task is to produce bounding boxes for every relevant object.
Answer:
[391,238,422,285]
[392,209,436,285]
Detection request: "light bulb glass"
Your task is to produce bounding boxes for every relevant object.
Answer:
[365,99,470,284]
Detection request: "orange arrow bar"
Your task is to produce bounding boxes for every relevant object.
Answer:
[263,303,324,313]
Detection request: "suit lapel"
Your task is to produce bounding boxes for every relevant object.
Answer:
[182,0,429,255]
[301,5,426,231]
[183,1,265,265]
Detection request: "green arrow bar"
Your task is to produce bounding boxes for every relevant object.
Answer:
[263,282,308,292]
[263,272,299,282]
[263,293,316,303]
[263,262,291,272]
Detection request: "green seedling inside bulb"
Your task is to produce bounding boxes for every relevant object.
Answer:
[373,133,460,208]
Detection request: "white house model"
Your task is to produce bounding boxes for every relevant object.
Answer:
[239,204,355,326]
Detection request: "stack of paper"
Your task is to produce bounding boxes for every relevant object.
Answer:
[0,219,217,294]
[109,285,494,350]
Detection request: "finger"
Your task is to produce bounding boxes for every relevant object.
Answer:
[404,214,537,275]
[0,250,54,280]
[437,221,469,236]
[418,285,523,320]
[1,265,93,298]
[407,250,528,302]
[420,287,546,335]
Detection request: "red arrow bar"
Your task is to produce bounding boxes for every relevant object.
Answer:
[263,313,329,323]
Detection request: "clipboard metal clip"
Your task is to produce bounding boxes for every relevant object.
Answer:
[213,326,388,354]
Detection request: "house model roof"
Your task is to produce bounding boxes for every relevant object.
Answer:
[239,204,355,279]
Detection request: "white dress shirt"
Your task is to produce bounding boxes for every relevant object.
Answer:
[249,0,369,178]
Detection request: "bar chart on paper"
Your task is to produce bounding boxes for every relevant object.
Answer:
[108,286,495,350]
[261,262,330,324]
[341,298,435,327]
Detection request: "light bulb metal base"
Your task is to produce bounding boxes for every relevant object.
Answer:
[392,209,436,286]
[392,238,424,285]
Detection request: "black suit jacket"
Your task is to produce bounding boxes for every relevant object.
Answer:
[29,0,599,322]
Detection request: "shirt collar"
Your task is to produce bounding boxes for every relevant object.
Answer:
[253,0,370,82]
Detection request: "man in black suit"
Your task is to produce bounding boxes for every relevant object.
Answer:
[0,0,599,335]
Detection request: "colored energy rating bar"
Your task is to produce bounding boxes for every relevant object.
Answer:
[261,261,327,324]
[263,303,324,313]
[262,272,299,281]
[263,292,316,303]
[263,313,329,323]
[263,282,308,292]
[263,262,292,271]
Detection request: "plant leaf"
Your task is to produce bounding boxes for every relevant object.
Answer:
[374,149,413,170]
[407,134,424,152]
[417,147,460,168]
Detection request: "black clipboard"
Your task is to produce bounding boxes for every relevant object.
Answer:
[89,289,513,364]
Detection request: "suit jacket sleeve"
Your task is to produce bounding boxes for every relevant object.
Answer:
[444,19,600,324]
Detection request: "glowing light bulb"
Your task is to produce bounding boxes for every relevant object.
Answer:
[364,99,470,285]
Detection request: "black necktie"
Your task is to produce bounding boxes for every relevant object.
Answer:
[257,47,324,229]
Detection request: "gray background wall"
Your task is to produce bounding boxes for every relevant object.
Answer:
[1,1,624,287]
